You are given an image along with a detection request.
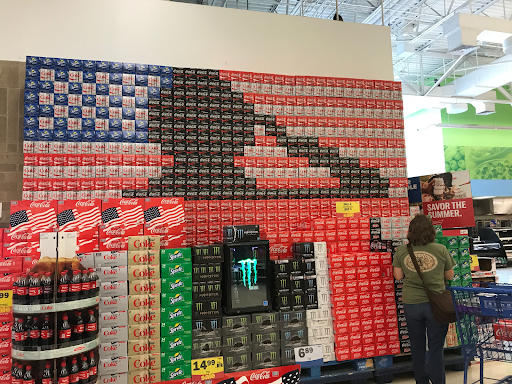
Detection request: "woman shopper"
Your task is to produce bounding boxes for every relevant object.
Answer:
[393,214,455,384]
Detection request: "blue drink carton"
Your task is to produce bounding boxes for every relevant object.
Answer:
[54,118,68,129]
[148,87,160,98]
[82,95,96,107]
[81,130,95,142]
[109,73,123,84]
[24,118,38,129]
[96,84,109,95]
[40,57,55,68]
[110,62,123,73]
[53,129,67,142]
[109,119,122,131]
[123,63,135,74]
[39,81,54,93]
[25,67,39,79]
[54,94,68,105]
[68,106,82,118]
[25,80,39,91]
[83,60,96,71]
[135,132,148,143]
[54,58,69,69]
[39,105,54,117]
[38,129,53,141]
[24,104,39,117]
[122,108,135,120]
[95,131,108,142]
[136,64,148,75]
[24,91,38,104]
[123,131,136,142]
[160,66,173,76]
[109,96,122,107]
[55,70,69,82]
[82,118,95,130]
[109,131,123,142]
[23,128,38,140]
[161,77,173,88]
[96,61,109,72]
[67,130,81,142]
[136,75,148,86]
[135,97,148,108]
[96,107,109,119]
[26,56,40,68]
[69,59,83,70]
[83,72,96,83]
[136,121,148,131]
[123,86,135,97]
[148,65,160,76]
[69,83,82,94]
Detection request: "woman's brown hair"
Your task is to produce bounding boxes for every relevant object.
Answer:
[407,214,436,246]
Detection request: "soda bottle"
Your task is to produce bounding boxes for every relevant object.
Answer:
[15,364,24,384]
[28,316,40,348]
[58,314,71,345]
[72,311,84,343]
[80,271,90,299]
[12,318,18,346]
[41,272,54,304]
[85,309,97,339]
[28,273,42,304]
[58,271,69,302]
[18,274,28,305]
[58,359,69,384]
[13,274,20,304]
[69,358,79,384]
[22,365,35,384]
[41,314,53,347]
[15,318,28,348]
[88,268,98,295]
[42,361,54,384]
[88,350,97,381]
[79,355,89,384]
[69,271,81,301]
[11,362,21,384]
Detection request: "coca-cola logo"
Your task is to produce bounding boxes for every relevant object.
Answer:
[0,340,10,348]
[160,198,179,204]
[250,371,272,381]
[104,329,118,336]
[76,200,96,207]
[102,377,119,383]
[0,356,10,364]
[103,299,117,305]
[105,361,118,367]
[269,245,287,253]
[103,269,119,275]
[30,201,51,208]
[103,345,119,351]
[119,199,138,205]
[149,226,168,234]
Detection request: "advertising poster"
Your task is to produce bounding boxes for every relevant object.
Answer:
[444,145,512,179]
[416,170,475,229]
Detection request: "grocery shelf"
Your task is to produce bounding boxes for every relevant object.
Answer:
[13,296,99,314]
[12,336,99,361]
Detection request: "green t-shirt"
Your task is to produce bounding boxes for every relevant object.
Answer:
[392,243,456,304]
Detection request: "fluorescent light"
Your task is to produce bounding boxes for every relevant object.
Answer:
[474,196,496,200]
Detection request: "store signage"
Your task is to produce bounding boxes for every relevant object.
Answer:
[294,345,323,367]
[336,201,360,217]
[0,290,12,313]
[191,356,224,382]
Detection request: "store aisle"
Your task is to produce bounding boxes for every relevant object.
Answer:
[389,361,511,383]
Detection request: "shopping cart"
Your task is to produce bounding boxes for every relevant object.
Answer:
[447,284,512,384]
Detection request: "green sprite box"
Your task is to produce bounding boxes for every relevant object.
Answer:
[449,272,461,286]
[161,248,192,264]
[161,277,193,293]
[452,265,461,275]
[161,334,193,352]
[459,260,471,275]
[161,365,191,381]
[161,350,192,367]
[460,272,472,287]
[434,225,443,238]
[161,321,192,337]
[459,247,471,260]
[458,236,470,248]
[161,262,193,279]
[446,236,459,249]
[448,248,459,260]
[161,291,192,307]
[161,305,192,321]
[435,237,447,246]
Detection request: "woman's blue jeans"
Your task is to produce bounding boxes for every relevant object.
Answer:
[404,302,449,384]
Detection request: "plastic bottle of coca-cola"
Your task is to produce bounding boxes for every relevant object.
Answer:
[58,314,71,345]
[12,274,20,304]
[88,350,97,381]
[58,271,69,302]
[15,318,28,348]
[15,364,24,384]
[41,272,54,304]
[69,357,79,384]
[42,361,54,384]
[85,309,97,339]
[23,365,35,384]
[72,311,84,343]
[28,316,40,348]
[40,314,53,347]
[88,268,99,295]
[58,359,69,384]
[69,271,82,301]
[80,271,90,299]
[11,362,21,384]
[79,355,89,384]
[17,274,28,305]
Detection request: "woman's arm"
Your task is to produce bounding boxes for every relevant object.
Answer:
[444,268,454,280]
[394,267,404,280]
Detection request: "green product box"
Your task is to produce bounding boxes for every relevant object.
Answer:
[162,291,193,307]
[448,248,459,260]
[461,272,472,287]
[435,237,447,246]
[447,277,461,287]
[161,305,192,322]
[459,260,471,274]
[161,365,191,381]
[459,248,471,259]
[161,334,193,352]
[458,236,470,247]
[161,262,193,279]
[446,236,459,249]
[161,321,192,337]
[452,265,461,275]
[161,350,192,367]
[161,248,192,264]
[161,277,193,293]
[434,225,443,238]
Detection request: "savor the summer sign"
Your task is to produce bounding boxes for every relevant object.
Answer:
[418,170,475,229]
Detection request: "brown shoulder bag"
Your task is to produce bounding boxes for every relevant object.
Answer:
[406,243,457,324]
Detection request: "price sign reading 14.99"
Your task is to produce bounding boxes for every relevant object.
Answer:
[0,290,12,313]
[191,356,224,381]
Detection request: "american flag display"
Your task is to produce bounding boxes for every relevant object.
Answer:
[100,198,145,236]
[57,199,102,252]
[9,200,57,236]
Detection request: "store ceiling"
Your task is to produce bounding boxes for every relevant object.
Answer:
[174,0,512,100]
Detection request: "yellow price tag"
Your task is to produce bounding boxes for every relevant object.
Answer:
[0,290,13,309]
[191,356,224,381]
[336,202,360,216]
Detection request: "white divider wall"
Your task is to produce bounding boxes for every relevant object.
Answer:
[0,0,393,80]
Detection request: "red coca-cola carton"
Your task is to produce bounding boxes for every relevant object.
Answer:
[383,291,395,304]
[350,345,363,360]
[333,307,348,322]
[362,331,374,346]
[388,342,401,355]
[3,242,39,257]
[345,294,359,307]
[344,255,356,268]
[348,320,361,334]
[331,294,346,308]
[161,234,186,249]
[387,329,399,342]
[336,347,350,362]
[362,344,376,358]
[360,306,373,319]
[0,339,11,355]
[358,280,370,293]
[57,199,101,253]
[344,268,357,281]
[9,200,57,236]
[0,274,14,291]
[386,316,398,329]
[0,257,22,273]
[143,197,185,236]
[99,237,128,251]
[335,333,349,348]
[330,281,345,295]
[101,198,145,237]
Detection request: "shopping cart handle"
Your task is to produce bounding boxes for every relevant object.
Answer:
[446,286,512,294]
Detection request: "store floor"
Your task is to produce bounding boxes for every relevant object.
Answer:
[497,262,512,284]
[389,361,511,383]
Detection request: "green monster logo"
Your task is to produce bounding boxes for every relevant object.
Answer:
[239,257,258,288]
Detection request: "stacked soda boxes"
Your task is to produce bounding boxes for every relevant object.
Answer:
[97,249,129,383]
[160,248,193,382]
[191,244,224,360]
[330,248,399,361]
[125,236,161,384]
[393,278,409,354]
[279,311,308,366]
[441,233,472,288]
[223,315,253,373]
[305,242,335,363]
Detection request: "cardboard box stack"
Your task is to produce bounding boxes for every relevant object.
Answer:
[125,236,161,384]
[97,248,129,383]
[191,244,224,359]
[160,248,192,382]
[223,315,253,373]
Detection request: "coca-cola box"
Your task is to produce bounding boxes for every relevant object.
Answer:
[10,200,58,237]
[143,197,185,236]
[101,198,145,237]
